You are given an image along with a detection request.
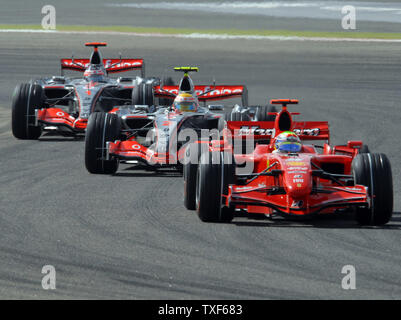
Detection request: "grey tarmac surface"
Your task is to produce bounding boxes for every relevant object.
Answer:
[0,32,400,299]
[2,0,401,33]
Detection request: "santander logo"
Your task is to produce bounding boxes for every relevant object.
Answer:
[156,86,243,96]
[104,59,142,69]
[61,59,142,69]
[195,87,243,96]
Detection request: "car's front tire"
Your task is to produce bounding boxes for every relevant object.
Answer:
[183,143,202,210]
[11,83,43,139]
[196,151,234,222]
[352,153,393,225]
[85,112,121,174]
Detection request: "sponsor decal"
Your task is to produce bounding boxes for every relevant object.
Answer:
[288,167,308,172]
[291,200,304,208]
[239,126,275,136]
[345,187,363,191]
[293,128,320,136]
[157,86,242,96]
[286,161,306,166]
[161,88,179,95]
[293,179,304,183]
[61,59,142,69]
[195,88,243,96]
[104,59,142,69]
[235,186,253,191]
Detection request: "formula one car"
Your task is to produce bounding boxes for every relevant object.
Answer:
[184,99,393,226]
[11,42,167,139]
[84,67,248,174]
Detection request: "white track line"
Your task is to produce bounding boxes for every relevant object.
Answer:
[1,29,401,43]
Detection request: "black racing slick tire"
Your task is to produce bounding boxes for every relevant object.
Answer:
[132,82,154,106]
[196,151,235,222]
[183,143,201,210]
[352,153,393,225]
[159,77,175,106]
[11,83,43,139]
[85,112,121,174]
[229,111,251,121]
[359,145,370,154]
[256,105,277,121]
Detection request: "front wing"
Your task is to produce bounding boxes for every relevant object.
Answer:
[226,184,369,217]
[36,108,87,133]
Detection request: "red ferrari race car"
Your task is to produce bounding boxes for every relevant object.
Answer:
[11,42,169,139]
[84,66,248,174]
[184,99,393,226]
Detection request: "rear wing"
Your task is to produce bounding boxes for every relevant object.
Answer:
[60,58,145,76]
[227,121,329,142]
[154,85,248,106]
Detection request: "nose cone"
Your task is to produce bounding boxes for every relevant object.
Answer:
[282,162,312,198]
[285,176,312,198]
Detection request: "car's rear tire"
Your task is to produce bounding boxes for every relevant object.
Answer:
[12,83,43,139]
[256,105,277,121]
[132,82,154,106]
[229,111,250,121]
[359,144,370,154]
[352,153,393,225]
[85,112,121,174]
[159,77,175,106]
[196,151,235,222]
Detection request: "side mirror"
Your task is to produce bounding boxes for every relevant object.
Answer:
[134,105,150,111]
[208,105,224,111]
[347,141,363,149]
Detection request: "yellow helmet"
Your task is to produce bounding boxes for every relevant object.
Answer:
[173,93,198,112]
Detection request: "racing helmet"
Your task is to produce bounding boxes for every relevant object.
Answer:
[173,93,199,112]
[84,65,107,82]
[274,131,302,153]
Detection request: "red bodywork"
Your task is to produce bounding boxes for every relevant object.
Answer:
[154,85,245,102]
[226,146,368,217]
[60,58,144,74]
[36,107,88,131]
[213,99,369,218]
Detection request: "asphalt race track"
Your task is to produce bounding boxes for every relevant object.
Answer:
[2,0,401,33]
[0,32,400,299]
